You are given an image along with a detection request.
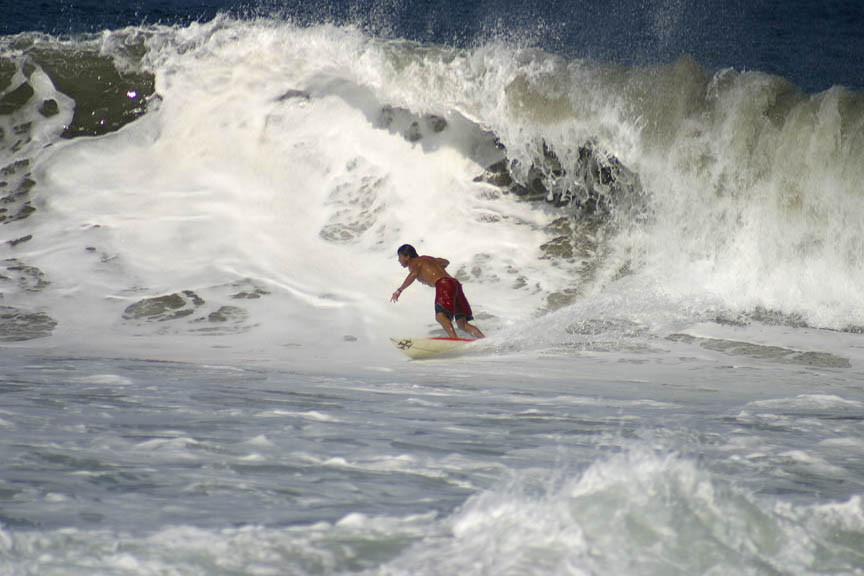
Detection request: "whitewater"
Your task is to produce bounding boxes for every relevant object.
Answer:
[1,16,864,575]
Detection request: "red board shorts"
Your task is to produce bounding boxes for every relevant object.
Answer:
[434,277,474,321]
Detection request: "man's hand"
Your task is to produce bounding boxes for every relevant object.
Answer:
[391,289,402,302]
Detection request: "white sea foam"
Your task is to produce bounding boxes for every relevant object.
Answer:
[72,374,135,386]
[748,394,864,411]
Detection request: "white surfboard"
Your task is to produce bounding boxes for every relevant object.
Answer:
[390,337,475,359]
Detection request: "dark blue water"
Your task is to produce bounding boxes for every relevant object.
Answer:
[2,0,863,93]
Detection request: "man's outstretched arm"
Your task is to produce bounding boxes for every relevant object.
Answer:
[391,269,419,302]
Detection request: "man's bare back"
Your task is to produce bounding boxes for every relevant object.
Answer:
[391,253,450,296]
[408,255,452,287]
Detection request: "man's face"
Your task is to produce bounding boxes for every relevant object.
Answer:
[398,253,410,268]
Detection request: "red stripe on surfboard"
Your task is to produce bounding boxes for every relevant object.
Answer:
[427,337,475,342]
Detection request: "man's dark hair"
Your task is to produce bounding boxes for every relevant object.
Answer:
[397,244,419,258]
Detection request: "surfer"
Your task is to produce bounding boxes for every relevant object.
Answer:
[391,244,485,339]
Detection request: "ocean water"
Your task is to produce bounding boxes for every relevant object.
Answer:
[2,2,864,574]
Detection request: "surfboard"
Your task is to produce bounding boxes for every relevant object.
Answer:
[390,337,475,359]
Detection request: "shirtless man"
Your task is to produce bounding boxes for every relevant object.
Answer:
[390,244,485,339]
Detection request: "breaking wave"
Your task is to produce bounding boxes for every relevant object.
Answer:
[2,16,864,353]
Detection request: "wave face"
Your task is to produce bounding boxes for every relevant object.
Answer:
[1,18,864,355]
